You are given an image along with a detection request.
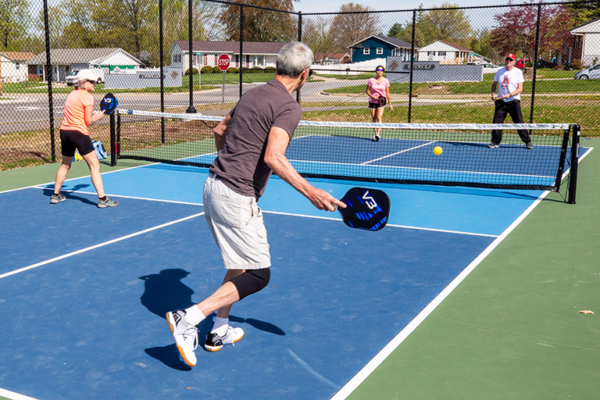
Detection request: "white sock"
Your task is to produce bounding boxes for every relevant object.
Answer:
[184,305,205,326]
[211,316,229,336]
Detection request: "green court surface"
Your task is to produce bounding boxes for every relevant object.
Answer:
[1,140,598,399]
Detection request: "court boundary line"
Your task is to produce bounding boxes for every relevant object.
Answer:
[0,212,205,280]
[0,387,39,400]
[362,141,437,165]
[330,189,551,400]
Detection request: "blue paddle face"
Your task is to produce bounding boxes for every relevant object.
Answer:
[100,93,118,115]
[338,187,390,231]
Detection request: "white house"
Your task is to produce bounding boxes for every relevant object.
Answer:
[27,48,144,82]
[418,41,473,64]
[0,52,35,83]
[168,40,286,75]
[570,18,600,67]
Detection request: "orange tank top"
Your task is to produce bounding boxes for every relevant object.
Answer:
[60,89,94,135]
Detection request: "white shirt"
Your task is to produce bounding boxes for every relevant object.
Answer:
[494,67,524,102]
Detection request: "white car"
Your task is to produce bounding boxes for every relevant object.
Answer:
[574,64,600,80]
[482,63,501,74]
[65,69,105,86]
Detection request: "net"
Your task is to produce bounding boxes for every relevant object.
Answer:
[114,109,575,191]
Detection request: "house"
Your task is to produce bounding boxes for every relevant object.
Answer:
[314,52,351,65]
[570,17,600,67]
[418,41,473,64]
[168,41,287,75]
[348,35,416,63]
[27,48,144,82]
[0,52,35,83]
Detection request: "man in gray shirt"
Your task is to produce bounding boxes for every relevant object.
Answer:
[166,42,345,367]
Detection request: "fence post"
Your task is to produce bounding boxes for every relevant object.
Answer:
[160,0,165,143]
[43,0,55,163]
[186,0,196,113]
[408,10,416,123]
[110,114,116,166]
[239,4,244,100]
[530,4,541,123]
[296,11,302,104]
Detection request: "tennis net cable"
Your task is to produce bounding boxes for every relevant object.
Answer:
[110,109,581,200]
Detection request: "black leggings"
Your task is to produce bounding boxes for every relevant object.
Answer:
[491,100,531,145]
[230,268,270,300]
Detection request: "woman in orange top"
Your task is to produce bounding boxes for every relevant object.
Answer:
[50,70,118,208]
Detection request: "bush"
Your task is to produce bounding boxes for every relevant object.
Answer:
[200,66,214,74]
[184,68,198,75]
[571,60,582,70]
[264,66,276,74]
[212,66,223,73]
[226,67,239,73]
[250,66,265,73]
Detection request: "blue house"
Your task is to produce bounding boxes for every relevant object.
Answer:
[348,35,417,63]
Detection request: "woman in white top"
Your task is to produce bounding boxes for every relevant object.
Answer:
[366,65,394,141]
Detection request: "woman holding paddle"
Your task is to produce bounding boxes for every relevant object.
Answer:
[366,65,393,142]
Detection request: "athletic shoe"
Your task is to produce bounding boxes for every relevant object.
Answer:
[526,142,533,149]
[372,135,380,142]
[50,193,66,204]
[204,326,244,352]
[166,310,198,367]
[488,143,499,149]
[97,195,119,208]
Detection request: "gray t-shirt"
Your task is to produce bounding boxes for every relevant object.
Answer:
[209,79,302,199]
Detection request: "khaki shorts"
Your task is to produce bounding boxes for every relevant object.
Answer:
[203,173,271,270]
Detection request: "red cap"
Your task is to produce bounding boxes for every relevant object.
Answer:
[505,54,516,61]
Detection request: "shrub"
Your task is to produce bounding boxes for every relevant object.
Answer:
[200,66,214,74]
[571,60,582,70]
[250,66,265,73]
[264,66,276,74]
[184,68,198,75]
[226,67,239,73]
[212,66,223,73]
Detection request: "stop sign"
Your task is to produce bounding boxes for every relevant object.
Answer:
[218,54,231,71]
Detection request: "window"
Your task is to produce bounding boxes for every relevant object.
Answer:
[427,51,435,56]
[376,48,383,55]
[15,62,20,70]
[438,51,446,56]
[363,48,370,55]
[253,55,266,66]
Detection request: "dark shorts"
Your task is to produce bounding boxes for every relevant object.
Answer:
[60,129,95,158]
[368,102,384,109]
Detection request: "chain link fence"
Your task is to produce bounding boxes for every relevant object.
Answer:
[1,0,599,170]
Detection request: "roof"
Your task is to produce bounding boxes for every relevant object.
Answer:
[440,41,471,52]
[419,40,472,52]
[570,17,600,34]
[347,35,417,50]
[314,52,350,62]
[172,40,287,55]
[28,48,142,65]
[0,52,36,61]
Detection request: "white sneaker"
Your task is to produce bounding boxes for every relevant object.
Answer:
[204,326,244,352]
[166,310,198,366]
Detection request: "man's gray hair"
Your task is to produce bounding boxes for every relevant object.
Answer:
[277,42,314,79]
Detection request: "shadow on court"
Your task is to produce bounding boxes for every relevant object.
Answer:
[140,269,285,370]
[42,186,97,206]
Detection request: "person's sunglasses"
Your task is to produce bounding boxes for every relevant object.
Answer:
[307,68,313,77]
[506,58,514,62]
[376,68,384,71]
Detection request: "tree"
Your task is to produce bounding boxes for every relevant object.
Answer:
[388,22,426,48]
[328,3,381,52]
[219,0,298,42]
[419,2,472,47]
[0,0,31,50]
[302,16,332,59]
[388,23,403,38]
[568,0,600,26]
[490,1,575,61]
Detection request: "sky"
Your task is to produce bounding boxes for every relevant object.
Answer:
[295,0,515,13]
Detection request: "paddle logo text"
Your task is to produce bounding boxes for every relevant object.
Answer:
[362,191,378,210]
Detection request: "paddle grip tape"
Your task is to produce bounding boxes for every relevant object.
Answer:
[230,268,271,300]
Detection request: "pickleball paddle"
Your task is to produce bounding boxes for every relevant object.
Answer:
[336,187,390,231]
[100,93,118,115]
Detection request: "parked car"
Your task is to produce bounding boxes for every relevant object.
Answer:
[516,58,530,69]
[574,64,600,80]
[65,69,105,86]
[482,63,501,74]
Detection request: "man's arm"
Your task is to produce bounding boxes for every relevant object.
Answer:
[213,114,232,151]
[264,127,345,211]
[491,81,498,100]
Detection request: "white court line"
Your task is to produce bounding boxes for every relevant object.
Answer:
[0,212,204,280]
[0,387,39,400]
[362,141,437,165]
[330,189,551,400]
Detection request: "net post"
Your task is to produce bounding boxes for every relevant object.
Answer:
[568,124,580,204]
[116,113,121,158]
[110,114,116,167]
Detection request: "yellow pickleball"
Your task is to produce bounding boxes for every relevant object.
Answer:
[433,146,443,155]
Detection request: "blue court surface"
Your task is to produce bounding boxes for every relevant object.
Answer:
[0,156,586,399]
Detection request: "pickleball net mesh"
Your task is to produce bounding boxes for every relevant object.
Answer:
[113,109,576,191]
